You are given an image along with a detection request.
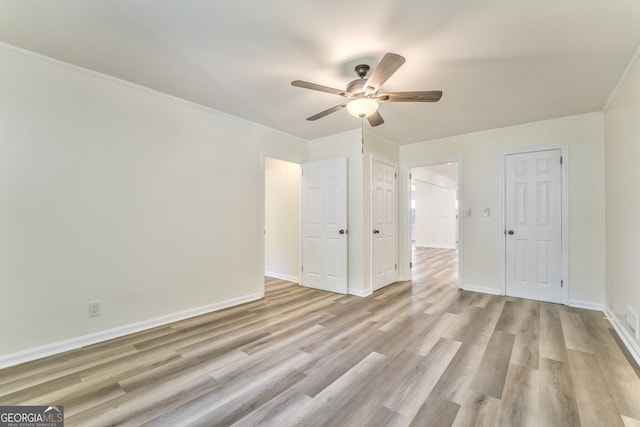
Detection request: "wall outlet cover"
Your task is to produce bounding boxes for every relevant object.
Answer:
[89,302,101,318]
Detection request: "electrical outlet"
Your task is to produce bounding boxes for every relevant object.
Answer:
[88,302,101,318]
[627,306,639,340]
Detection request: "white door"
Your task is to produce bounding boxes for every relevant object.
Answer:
[372,159,398,291]
[302,158,348,294]
[505,149,563,303]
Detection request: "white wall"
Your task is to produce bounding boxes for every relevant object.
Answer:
[0,46,307,361]
[414,181,457,249]
[604,49,640,353]
[400,113,606,305]
[264,157,301,282]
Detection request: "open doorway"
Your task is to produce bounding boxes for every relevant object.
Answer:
[410,162,460,288]
[264,157,301,284]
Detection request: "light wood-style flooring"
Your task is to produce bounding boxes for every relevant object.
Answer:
[1,247,640,426]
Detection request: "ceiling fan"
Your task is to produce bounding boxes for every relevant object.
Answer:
[291,53,442,127]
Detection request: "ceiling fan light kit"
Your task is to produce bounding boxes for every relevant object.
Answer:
[346,98,378,118]
[292,52,442,127]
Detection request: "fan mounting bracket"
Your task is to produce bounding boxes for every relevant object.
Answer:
[354,64,370,78]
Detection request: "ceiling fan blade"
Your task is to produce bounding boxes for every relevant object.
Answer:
[367,110,384,127]
[306,103,347,121]
[377,91,443,102]
[364,53,406,94]
[291,80,351,98]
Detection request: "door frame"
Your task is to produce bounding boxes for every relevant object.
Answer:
[260,150,304,296]
[369,155,399,292]
[501,144,569,303]
[400,158,463,289]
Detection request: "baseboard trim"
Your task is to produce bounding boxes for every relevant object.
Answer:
[265,271,299,283]
[605,307,640,368]
[462,285,503,296]
[0,292,263,370]
[568,299,605,311]
[349,288,372,297]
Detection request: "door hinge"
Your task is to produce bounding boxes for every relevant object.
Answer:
[395,172,397,178]
[560,156,563,165]
[409,173,412,180]
[561,279,564,287]
[395,264,398,270]
[410,262,413,269]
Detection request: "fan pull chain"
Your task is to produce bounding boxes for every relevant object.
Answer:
[361,118,364,154]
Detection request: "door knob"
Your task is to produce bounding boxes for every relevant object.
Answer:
[339,229,346,235]
[507,230,514,235]
[373,229,380,234]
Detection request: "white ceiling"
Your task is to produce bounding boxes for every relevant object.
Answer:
[1,1,639,145]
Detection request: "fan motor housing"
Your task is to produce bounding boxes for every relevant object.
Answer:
[346,78,367,96]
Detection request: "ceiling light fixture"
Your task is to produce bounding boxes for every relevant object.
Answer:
[291,53,442,127]
[346,97,378,118]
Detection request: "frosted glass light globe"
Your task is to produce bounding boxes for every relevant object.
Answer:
[346,98,378,118]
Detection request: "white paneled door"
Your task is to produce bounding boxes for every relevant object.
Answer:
[372,159,398,291]
[505,149,563,303]
[302,158,348,294]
